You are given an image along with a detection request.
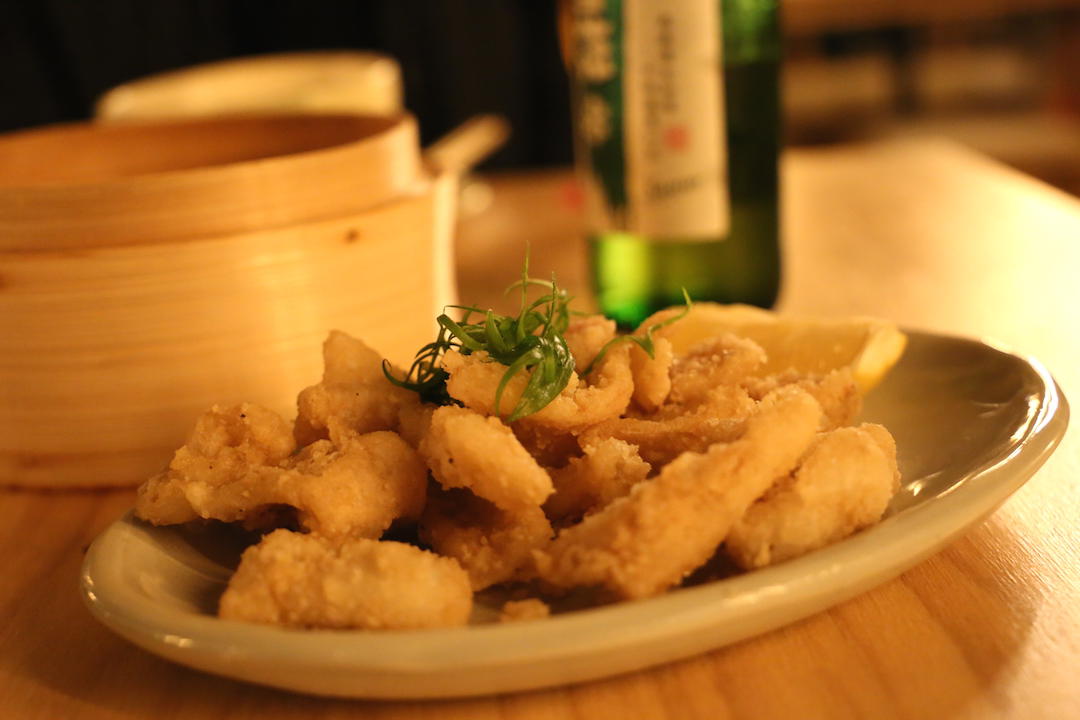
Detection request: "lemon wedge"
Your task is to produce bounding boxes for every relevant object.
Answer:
[640,303,907,393]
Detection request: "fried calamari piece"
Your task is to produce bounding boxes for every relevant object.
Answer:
[649,381,759,422]
[564,314,617,372]
[629,337,674,413]
[279,432,427,539]
[443,343,633,431]
[135,403,296,525]
[499,598,551,623]
[294,330,421,447]
[218,530,472,629]
[665,333,767,411]
[580,386,756,467]
[136,416,427,541]
[420,489,553,590]
[544,438,651,524]
[743,367,862,430]
[420,406,553,512]
[442,349,570,418]
[532,387,822,599]
[726,423,900,569]
[396,401,436,450]
[512,421,582,469]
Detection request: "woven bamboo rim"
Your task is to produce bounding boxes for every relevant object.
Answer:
[0,113,422,251]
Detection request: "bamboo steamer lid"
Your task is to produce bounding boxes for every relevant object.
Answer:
[95,51,403,122]
[0,114,455,488]
[0,114,421,250]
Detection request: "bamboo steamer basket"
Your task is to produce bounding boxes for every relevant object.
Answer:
[0,114,456,489]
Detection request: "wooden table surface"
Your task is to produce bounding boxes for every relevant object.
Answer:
[2,138,1078,719]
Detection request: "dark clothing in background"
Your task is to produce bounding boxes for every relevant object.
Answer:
[1,0,573,169]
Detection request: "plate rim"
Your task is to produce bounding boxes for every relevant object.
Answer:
[79,329,1071,697]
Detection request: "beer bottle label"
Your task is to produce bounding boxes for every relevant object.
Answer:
[572,0,729,240]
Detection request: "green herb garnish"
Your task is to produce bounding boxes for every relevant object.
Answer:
[580,288,694,376]
[384,257,691,422]
[384,256,575,422]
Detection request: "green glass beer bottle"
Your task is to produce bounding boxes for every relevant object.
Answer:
[567,0,781,328]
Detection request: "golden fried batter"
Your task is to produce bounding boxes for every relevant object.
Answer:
[442,349,561,418]
[581,386,756,467]
[395,401,436,450]
[443,343,634,431]
[420,406,553,512]
[743,367,862,430]
[294,331,421,447]
[537,342,634,429]
[532,387,822,599]
[136,417,426,541]
[564,314,617,372]
[629,337,674,413]
[136,306,906,632]
[218,530,472,629]
[420,489,553,590]
[666,333,767,410]
[499,598,551,623]
[726,423,900,569]
[545,438,651,524]
[512,421,582,469]
[278,432,427,539]
[135,403,295,525]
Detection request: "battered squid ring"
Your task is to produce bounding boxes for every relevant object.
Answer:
[443,342,634,432]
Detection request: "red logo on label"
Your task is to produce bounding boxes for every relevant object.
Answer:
[664,125,689,151]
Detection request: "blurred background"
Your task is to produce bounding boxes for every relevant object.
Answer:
[3,0,1078,195]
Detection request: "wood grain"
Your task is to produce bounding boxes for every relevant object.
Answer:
[0,114,421,250]
[0,183,448,487]
[1,138,1077,718]
[0,115,455,488]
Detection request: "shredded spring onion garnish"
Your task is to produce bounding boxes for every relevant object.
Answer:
[384,256,690,422]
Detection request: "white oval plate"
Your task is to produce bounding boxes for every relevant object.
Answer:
[81,330,1069,699]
